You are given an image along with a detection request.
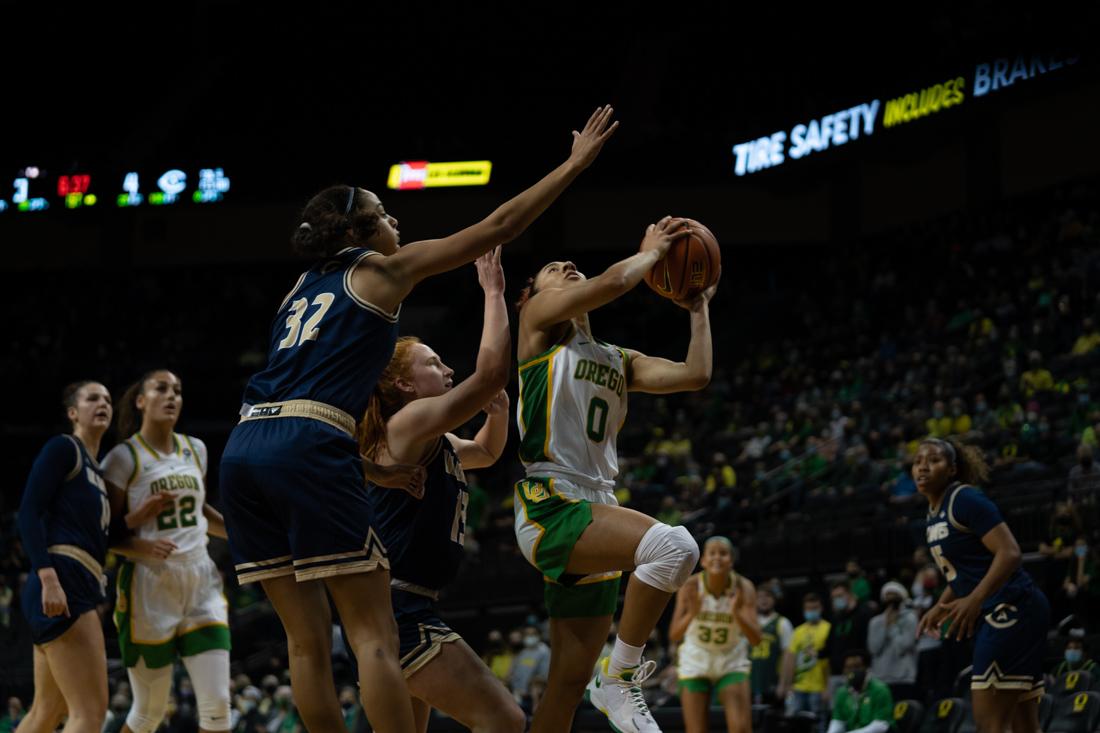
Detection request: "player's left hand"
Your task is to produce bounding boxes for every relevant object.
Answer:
[476,246,505,296]
[673,271,720,312]
[940,594,983,641]
[483,390,509,415]
[361,456,427,500]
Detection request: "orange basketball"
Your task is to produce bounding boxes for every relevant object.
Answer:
[644,219,721,301]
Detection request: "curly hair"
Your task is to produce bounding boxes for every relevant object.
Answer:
[290,185,380,259]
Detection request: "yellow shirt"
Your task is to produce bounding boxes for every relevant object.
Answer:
[790,620,831,693]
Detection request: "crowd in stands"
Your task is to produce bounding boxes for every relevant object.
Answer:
[1,177,1099,730]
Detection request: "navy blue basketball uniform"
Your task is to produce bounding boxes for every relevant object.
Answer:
[18,435,111,644]
[221,247,400,584]
[367,437,468,676]
[926,482,1048,698]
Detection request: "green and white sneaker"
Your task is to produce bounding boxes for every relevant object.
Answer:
[584,656,661,733]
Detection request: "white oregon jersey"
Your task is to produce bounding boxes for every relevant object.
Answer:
[683,573,748,654]
[102,433,209,560]
[517,329,628,491]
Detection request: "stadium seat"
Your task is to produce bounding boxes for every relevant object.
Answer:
[953,665,973,699]
[1047,691,1100,733]
[1052,670,1096,699]
[1040,694,1055,730]
[921,698,968,733]
[893,699,925,733]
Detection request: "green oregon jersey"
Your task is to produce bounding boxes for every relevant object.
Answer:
[517,329,629,491]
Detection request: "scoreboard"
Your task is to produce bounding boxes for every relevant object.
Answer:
[0,166,231,214]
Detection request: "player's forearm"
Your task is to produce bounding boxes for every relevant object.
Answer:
[668,613,691,643]
[681,305,713,389]
[487,159,585,244]
[970,545,1021,605]
[779,652,795,690]
[474,411,508,462]
[473,292,510,389]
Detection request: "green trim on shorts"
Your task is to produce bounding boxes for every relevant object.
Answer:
[678,671,749,694]
[114,561,176,668]
[544,576,621,618]
[515,476,594,581]
[178,624,232,657]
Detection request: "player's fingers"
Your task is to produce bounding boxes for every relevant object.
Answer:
[583,106,603,133]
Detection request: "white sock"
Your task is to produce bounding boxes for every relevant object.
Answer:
[608,637,645,676]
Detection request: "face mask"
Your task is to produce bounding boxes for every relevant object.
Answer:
[833,596,848,612]
[885,598,901,609]
[1076,545,1089,558]
[524,635,540,648]
[975,402,987,413]
[847,670,867,690]
[804,609,821,622]
[1066,649,1083,664]
[933,407,944,418]
[1080,394,1090,405]
[847,569,859,578]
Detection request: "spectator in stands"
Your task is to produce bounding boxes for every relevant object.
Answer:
[1071,318,1100,357]
[751,586,793,704]
[509,626,550,708]
[266,686,301,733]
[103,693,133,733]
[1021,351,1055,397]
[845,560,872,604]
[866,581,918,701]
[0,698,24,733]
[1063,536,1099,620]
[1068,444,1100,505]
[926,402,952,439]
[826,581,874,699]
[0,578,10,629]
[826,650,894,733]
[948,398,972,437]
[779,593,831,729]
[483,629,514,684]
[1051,637,1097,677]
[706,452,737,494]
[232,686,265,733]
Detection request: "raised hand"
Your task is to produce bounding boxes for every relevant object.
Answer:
[483,391,510,416]
[569,105,619,170]
[640,216,688,259]
[476,246,505,295]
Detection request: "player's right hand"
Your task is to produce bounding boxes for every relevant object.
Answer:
[568,105,618,170]
[476,246,505,295]
[915,603,948,639]
[640,216,688,259]
[127,492,178,528]
[40,575,70,618]
[362,457,427,500]
[149,539,178,559]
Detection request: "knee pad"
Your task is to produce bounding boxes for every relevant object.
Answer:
[632,523,699,592]
[183,650,232,731]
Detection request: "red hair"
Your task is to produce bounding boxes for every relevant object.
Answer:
[359,337,422,460]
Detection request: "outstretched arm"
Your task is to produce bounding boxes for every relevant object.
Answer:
[520,217,686,332]
[445,391,510,470]
[354,107,619,312]
[625,283,717,394]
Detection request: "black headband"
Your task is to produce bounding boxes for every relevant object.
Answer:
[922,438,957,463]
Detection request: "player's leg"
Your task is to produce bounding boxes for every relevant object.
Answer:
[566,503,697,653]
[405,638,525,733]
[178,558,232,733]
[1009,694,1041,733]
[529,614,612,733]
[971,689,1017,733]
[41,610,108,733]
[17,644,68,733]
[119,660,173,733]
[716,675,752,733]
[325,570,416,733]
[679,680,712,733]
[261,575,347,733]
[180,651,232,733]
[410,697,432,733]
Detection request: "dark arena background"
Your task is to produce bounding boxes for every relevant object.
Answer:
[3,5,1100,733]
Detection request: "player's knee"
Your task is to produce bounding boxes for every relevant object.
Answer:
[478,700,525,733]
[197,691,231,732]
[126,707,164,733]
[632,523,699,593]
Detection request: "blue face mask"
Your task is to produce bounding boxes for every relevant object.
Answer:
[1066,649,1083,664]
[833,596,848,612]
[1076,545,1089,558]
[804,609,821,622]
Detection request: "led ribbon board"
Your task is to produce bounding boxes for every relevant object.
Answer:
[387,160,492,190]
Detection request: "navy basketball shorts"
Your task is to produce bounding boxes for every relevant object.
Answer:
[392,588,460,678]
[971,587,1050,700]
[220,417,389,584]
[22,554,105,645]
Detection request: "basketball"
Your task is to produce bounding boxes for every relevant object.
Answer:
[644,219,721,301]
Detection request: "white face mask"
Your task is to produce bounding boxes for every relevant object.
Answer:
[524,635,540,648]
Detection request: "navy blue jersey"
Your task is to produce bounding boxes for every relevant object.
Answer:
[18,435,110,570]
[369,437,469,591]
[926,482,1034,609]
[243,247,400,418]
